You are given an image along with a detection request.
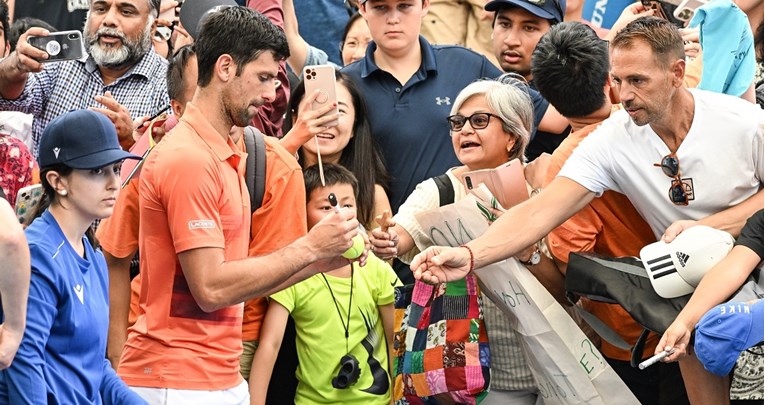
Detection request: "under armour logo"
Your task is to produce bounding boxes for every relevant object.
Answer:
[435,97,451,105]
[73,284,84,304]
[53,147,61,159]
[676,252,689,267]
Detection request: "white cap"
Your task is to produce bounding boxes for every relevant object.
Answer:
[639,226,735,298]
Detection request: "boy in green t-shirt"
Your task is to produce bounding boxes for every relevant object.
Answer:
[250,164,400,404]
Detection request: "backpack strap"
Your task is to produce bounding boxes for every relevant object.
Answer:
[243,126,267,213]
[433,173,455,207]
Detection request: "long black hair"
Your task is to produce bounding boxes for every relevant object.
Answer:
[284,70,389,228]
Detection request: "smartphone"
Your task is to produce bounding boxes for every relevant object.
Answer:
[159,0,176,21]
[461,159,528,210]
[641,0,670,20]
[303,64,339,127]
[15,184,43,225]
[673,0,707,21]
[28,30,85,63]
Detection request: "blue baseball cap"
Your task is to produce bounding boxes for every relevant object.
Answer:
[486,0,566,24]
[694,300,764,376]
[38,109,140,170]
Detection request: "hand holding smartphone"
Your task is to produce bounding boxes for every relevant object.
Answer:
[27,30,85,63]
[640,0,670,20]
[159,0,179,22]
[303,65,339,127]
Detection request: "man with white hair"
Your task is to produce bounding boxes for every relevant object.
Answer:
[0,0,168,155]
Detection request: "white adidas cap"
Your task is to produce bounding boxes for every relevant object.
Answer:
[639,226,735,298]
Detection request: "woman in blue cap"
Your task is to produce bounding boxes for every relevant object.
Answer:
[0,109,146,404]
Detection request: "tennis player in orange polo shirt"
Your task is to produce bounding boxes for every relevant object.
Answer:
[116,7,361,404]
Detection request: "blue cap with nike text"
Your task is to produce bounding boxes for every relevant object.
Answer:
[694,300,764,376]
[38,109,140,170]
[485,0,566,24]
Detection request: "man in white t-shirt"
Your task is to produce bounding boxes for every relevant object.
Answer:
[410,16,763,405]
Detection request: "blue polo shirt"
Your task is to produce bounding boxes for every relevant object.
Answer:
[342,37,548,212]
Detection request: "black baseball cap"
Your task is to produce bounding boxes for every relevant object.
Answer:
[38,110,140,169]
[179,0,238,40]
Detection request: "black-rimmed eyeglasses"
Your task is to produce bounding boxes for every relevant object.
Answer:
[446,112,501,132]
[654,153,689,206]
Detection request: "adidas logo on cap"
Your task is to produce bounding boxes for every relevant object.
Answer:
[676,252,690,267]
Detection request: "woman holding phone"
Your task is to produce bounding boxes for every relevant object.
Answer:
[281,70,390,230]
[0,110,145,404]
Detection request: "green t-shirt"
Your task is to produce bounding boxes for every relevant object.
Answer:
[271,254,399,404]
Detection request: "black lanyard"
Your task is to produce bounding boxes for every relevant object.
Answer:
[321,264,354,354]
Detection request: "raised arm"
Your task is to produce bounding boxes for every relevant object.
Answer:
[282,0,309,73]
[412,177,596,283]
[0,27,48,100]
[178,209,359,312]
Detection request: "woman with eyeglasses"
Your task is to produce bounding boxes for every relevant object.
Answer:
[369,75,566,404]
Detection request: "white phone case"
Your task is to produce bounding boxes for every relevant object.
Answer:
[303,65,339,127]
[673,0,707,21]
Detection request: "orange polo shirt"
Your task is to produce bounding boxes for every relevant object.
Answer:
[118,103,250,390]
[241,134,307,341]
[545,115,658,361]
[96,177,140,258]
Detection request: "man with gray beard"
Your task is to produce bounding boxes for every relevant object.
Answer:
[0,0,168,156]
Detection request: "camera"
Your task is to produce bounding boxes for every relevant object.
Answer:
[331,354,361,389]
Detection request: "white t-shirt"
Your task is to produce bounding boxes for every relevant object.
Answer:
[559,89,763,238]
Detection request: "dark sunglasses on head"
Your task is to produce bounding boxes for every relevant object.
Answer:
[654,153,688,206]
[446,112,501,132]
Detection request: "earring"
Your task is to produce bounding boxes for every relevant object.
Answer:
[58,189,68,196]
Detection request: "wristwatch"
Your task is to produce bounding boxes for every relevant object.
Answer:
[521,247,541,266]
